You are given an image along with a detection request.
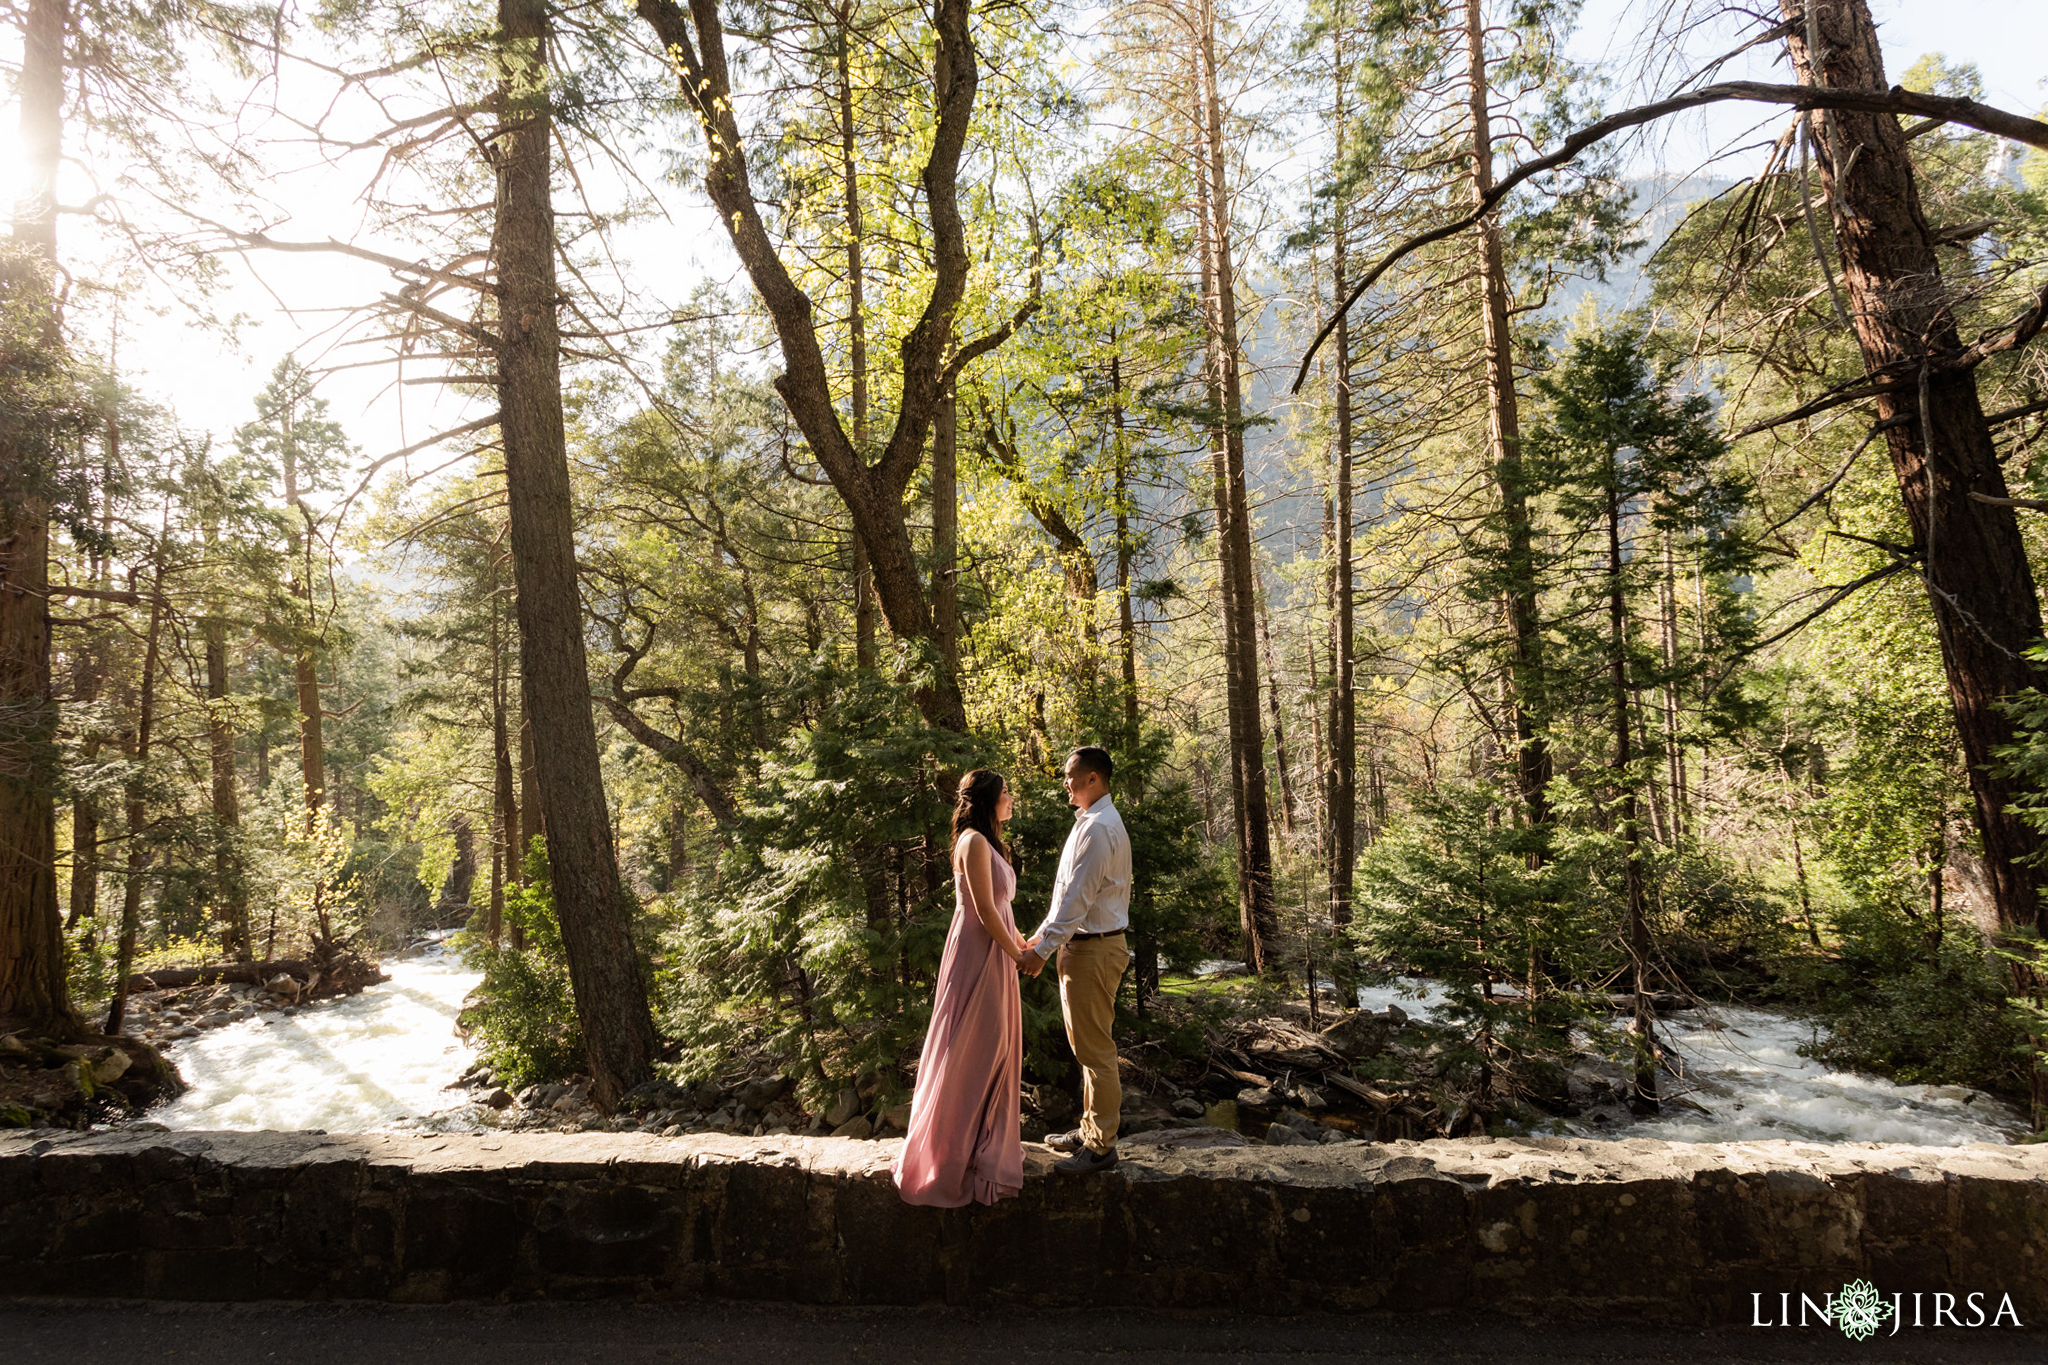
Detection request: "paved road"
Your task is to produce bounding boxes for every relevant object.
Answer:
[4,1299,2042,1364]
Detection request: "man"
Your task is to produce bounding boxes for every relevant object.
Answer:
[1021,745,1131,1173]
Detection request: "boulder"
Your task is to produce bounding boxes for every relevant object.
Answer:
[879,1102,911,1134]
[1265,1121,1315,1146]
[830,1116,873,1139]
[90,1050,131,1085]
[621,1078,685,1113]
[1116,1093,1178,1136]
[736,1075,791,1112]
[483,1088,513,1109]
[824,1088,861,1128]
[1280,1109,1322,1138]
[1236,1086,1283,1109]
[1027,1084,1076,1126]
[688,1078,727,1109]
[1319,1010,1391,1060]
[1121,1126,1248,1151]
[1170,1096,1206,1119]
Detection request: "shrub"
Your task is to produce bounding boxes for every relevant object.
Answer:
[455,845,582,1091]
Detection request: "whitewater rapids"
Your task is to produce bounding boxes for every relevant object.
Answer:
[1349,979,2028,1147]
[151,939,483,1134]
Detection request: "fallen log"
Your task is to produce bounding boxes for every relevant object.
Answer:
[125,960,314,994]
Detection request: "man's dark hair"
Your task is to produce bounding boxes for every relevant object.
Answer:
[1069,746,1114,786]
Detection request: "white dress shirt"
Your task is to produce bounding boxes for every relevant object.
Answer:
[1031,796,1131,958]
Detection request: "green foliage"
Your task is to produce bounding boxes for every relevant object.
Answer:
[653,662,972,1097]
[456,844,583,1091]
[1787,900,2025,1091]
[1353,780,1601,1096]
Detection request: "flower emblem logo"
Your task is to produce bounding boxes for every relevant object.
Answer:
[1834,1280,1895,1341]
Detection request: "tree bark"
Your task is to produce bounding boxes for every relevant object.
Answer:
[274,381,327,833]
[490,552,515,945]
[205,611,250,959]
[105,552,167,1037]
[437,814,478,910]
[0,0,80,1037]
[1327,121,1358,975]
[64,429,109,935]
[933,381,960,676]
[1608,480,1658,1110]
[1194,0,1277,974]
[1111,353,1141,761]
[835,7,880,672]
[635,0,984,734]
[494,0,657,1109]
[1256,588,1297,835]
[1465,0,1547,835]
[1779,0,2046,944]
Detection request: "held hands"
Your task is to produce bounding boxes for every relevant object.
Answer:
[1016,937,1046,976]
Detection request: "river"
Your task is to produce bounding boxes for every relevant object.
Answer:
[152,938,483,1134]
[1351,979,2029,1146]
[152,951,2027,1145]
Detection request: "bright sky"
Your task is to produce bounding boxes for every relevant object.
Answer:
[8,1,2044,477]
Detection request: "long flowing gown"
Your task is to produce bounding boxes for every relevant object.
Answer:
[892,842,1024,1207]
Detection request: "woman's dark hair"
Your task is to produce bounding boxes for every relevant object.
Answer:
[951,768,1009,864]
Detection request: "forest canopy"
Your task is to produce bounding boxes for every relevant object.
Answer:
[3,0,2047,1133]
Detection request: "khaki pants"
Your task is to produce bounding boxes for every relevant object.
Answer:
[1056,934,1129,1153]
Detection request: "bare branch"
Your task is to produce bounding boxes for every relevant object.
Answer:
[1291,82,2048,391]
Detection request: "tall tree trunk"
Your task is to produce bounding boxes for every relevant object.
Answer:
[201,464,249,959]
[437,815,478,911]
[1784,0,2048,1120]
[1111,352,1140,762]
[1465,0,1546,834]
[1327,112,1358,978]
[1608,479,1658,1110]
[205,613,250,959]
[934,382,960,677]
[0,495,72,1033]
[494,0,657,1109]
[276,376,332,942]
[105,552,167,1037]
[1780,0,2046,932]
[278,392,326,830]
[1660,526,1686,837]
[1256,589,1297,835]
[64,424,110,935]
[835,8,880,672]
[1195,0,1277,973]
[0,0,80,1036]
[517,707,540,871]
[490,552,515,946]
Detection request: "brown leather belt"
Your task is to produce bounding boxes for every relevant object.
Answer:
[1068,929,1126,943]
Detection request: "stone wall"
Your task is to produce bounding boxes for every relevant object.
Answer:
[2,1129,2043,1323]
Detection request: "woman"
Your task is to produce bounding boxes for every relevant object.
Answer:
[892,768,1032,1207]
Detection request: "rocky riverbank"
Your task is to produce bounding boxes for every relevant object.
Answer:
[0,1029,180,1130]
[443,1000,1563,1147]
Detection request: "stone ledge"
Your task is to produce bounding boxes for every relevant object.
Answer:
[2,1130,2043,1323]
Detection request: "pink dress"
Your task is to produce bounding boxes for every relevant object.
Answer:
[892,841,1024,1207]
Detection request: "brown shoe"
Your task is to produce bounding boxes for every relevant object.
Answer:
[1045,1129,1085,1154]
